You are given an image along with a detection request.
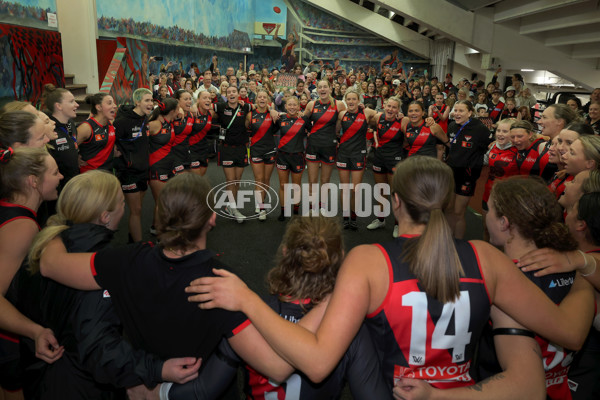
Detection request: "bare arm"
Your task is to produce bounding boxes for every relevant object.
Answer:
[187,245,384,383]
[426,118,448,143]
[474,240,594,350]
[76,121,92,144]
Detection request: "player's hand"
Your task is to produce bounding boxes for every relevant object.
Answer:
[393,378,434,400]
[518,248,580,276]
[34,327,64,364]
[161,357,202,384]
[126,384,159,400]
[424,117,436,127]
[186,268,250,312]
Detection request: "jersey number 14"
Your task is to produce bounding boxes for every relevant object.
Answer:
[402,291,472,366]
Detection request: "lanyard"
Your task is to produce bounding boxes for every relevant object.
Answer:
[59,124,76,142]
[226,106,241,130]
[449,119,471,145]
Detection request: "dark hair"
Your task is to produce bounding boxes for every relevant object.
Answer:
[42,84,69,113]
[491,176,578,251]
[85,93,110,116]
[0,111,39,147]
[565,96,582,110]
[548,104,578,127]
[156,174,214,251]
[0,147,49,200]
[394,156,460,303]
[173,89,191,101]
[408,100,425,113]
[565,121,595,136]
[149,97,178,122]
[268,216,343,309]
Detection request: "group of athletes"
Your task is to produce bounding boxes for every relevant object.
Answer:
[1,66,600,400]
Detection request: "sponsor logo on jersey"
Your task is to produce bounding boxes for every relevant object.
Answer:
[103,290,111,298]
[464,136,472,141]
[549,277,574,288]
[56,137,67,145]
[95,134,104,141]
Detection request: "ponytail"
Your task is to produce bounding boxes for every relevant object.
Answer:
[393,156,462,303]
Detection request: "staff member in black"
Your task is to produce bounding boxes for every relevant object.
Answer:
[445,100,491,239]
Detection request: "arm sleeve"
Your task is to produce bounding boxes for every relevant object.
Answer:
[74,291,164,388]
[168,338,240,399]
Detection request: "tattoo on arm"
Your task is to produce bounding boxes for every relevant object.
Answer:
[467,373,505,392]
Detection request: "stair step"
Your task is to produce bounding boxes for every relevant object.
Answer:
[64,74,75,86]
[66,83,87,96]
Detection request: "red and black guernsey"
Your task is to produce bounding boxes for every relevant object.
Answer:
[0,201,40,344]
[483,144,518,204]
[431,104,448,133]
[149,120,175,173]
[488,101,505,123]
[277,115,309,154]
[367,236,490,389]
[78,117,116,173]
[189,111,212,153]
[309,99,338,148]
[500,109,518,120]
[249,110,276,153]
[375,114,404,156]
[548,173,573,200]
[338,110,368,157]
[405,121,438,158]
[171,112,194,169]
[516,138,555,180]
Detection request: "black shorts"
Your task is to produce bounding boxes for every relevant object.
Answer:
[190,147,209,169]
[250,147,276,165]
[116,171,148,193]
[148,168,173,182]
[372,150,402,174]
[276,152,305,174]
[305,143,336,164]
[453,167,482,197]
[336,153,366,171]
[0,337,21,391]
[218,143,248,168]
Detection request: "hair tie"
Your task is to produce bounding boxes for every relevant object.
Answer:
[0,146,13,164]
[65,219,74,226]
[158,101,166,111]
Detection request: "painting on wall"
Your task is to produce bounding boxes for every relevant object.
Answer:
[254,0,286,36]
[0,23,63,104]
[96,0,253,52]
[0,0,56,29]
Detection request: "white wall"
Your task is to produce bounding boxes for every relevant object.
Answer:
[56,0,99,92]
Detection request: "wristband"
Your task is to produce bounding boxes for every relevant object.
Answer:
[160,382,173,400]
[582,253,597,277]
[492,327,535,338]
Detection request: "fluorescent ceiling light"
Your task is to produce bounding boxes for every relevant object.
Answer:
[521,69,534,72]
[389,11,395,18]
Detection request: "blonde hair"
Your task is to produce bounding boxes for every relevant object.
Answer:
[28,170,121,272]
[1,101,33,113]
[268,216,343,309]
[393,156,461,303]
[577,135,600,168]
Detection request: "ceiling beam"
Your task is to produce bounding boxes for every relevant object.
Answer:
[519,2,600,34]
[572,43,600,59]
[545,25,600,46]
[494,0,587,23]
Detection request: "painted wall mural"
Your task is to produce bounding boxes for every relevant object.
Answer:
[0,23,63,105]
[96,0,253,52]
[0,0,56,29]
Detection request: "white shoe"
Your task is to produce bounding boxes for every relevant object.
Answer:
[392,225,399,238]
[226,205,246,223]
[258,210,267,221]
[367,219,385,230]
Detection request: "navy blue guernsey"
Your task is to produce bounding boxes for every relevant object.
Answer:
[249,110,276,153]
[338,110,368,157]
[309,100,338,147]
[367,236,491,389]
[277,115,309,153]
